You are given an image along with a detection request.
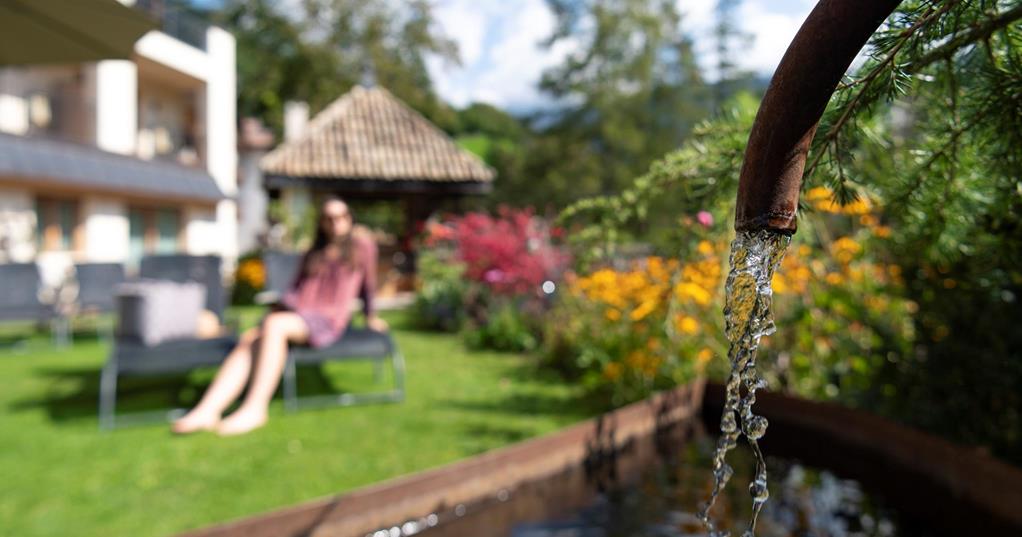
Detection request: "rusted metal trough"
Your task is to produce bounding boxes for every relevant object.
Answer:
[179,379,1022,537]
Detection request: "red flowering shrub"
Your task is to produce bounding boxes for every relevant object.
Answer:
[428,207,570,296]
[416,207,571,351]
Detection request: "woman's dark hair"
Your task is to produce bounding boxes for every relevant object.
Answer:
[295,196,356,284]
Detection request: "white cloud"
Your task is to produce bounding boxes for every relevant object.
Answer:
[734,1,813,75]
[471,1,577,110]
[427,0,574,111]
[429,0,817,111]
[678,0,815,79]
[431,0,489,66]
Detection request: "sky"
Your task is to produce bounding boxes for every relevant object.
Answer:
[425,0,819,112]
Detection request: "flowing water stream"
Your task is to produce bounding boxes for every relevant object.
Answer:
[699,230,791,537]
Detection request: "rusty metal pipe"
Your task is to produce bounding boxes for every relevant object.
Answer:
[734,0,902,234]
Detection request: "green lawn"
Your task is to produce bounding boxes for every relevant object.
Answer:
[0,309,593,537]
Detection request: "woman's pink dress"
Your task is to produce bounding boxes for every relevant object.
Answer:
[281,235,378,348]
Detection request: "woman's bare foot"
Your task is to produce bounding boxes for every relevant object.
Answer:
[216,407,268,436]
[171,409,220,435]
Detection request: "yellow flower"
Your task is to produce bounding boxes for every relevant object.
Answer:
[807,186,872,215]
[697,240,715,256]
[674,314,700,335]
[237,259,266,288]
[602,362,623,381]
[674,282,713,306]
[630,300,657,321]
[831,237,861,264]
[773,253,811,295]
[840,198,872,215]
[771,273,788,294]
[874,226,892,238]
[825,272,844,285]
[805,186,833,201]
[605,308,622,321]
[645,256,671,284]
[697,348,713,365]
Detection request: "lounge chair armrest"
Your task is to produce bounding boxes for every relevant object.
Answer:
[254,291,280,306]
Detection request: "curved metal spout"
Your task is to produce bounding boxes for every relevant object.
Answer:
[734,0,902,234]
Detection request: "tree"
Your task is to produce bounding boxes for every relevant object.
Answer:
[452,103,534,210]
[534,0,712,203]
[711,0,758,107]
[217,0,459,136]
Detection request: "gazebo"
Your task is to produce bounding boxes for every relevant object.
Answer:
[259,85,495,256]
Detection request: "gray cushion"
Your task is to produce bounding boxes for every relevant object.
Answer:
[115,280,206,346]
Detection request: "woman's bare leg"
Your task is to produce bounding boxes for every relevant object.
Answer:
[171,327,262,434]
[217,312,309,436]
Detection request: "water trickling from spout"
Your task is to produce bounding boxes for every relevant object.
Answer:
[699,230,790,537]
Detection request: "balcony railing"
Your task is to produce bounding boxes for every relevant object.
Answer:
[0,90,93,147]
[134,0,209,51]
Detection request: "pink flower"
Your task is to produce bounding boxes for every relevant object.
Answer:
[484,269,505,283]
[696,211,714,228]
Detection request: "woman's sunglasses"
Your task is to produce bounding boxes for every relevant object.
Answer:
[322,211,351,223]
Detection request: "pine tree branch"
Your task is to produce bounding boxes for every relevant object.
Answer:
[887,109,986,210]
[805,0,961,179]
[914,3,1022,69]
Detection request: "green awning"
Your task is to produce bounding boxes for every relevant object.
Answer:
[0,0,156,66]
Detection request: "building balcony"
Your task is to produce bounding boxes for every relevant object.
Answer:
[133,0,209,52]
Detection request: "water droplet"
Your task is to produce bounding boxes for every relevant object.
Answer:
[721,413,737,434]
[744,415,768,440]
[714,462,733,484]
[750,480,769,503]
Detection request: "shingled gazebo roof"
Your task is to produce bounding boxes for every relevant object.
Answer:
[261,86,494,195]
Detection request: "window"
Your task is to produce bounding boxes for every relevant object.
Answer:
[127,207,182,264]
[155,209,179,253]
[35,198,79,252]
[128,208,147,265]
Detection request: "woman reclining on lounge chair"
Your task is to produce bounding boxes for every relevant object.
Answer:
[172,196,388,436]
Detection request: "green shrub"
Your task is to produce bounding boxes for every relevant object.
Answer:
[410,248,468,332]
[462,298,538,353]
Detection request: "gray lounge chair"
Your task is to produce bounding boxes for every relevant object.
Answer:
[263,251,405,412]
[72,262,126,342]
[74,262,127,314]
[0,262,60,346]
[99,255,237,430]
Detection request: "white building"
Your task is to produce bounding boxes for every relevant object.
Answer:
[0,0,237,283]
